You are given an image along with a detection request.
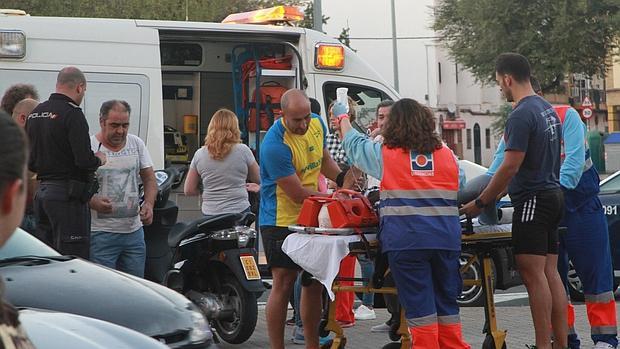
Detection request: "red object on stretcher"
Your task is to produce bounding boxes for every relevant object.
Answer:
[297,190,378,228]
[297,196,335,227]
[326,189,378,228]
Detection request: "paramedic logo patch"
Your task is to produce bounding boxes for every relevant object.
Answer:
[410,151,434,176]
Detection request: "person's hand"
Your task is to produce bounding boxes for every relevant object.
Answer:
[140,202,153,226]
[246,183,260,193]
[342,167,366,190]
[95,151,107,166]
[369,128,381,138]
[90,196,113,214]
[332,101,348,118]
[459,200,482,218]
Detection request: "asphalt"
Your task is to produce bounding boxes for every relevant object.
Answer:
[218,301,616,348]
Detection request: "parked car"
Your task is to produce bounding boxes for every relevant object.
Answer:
[457,160,521,307]
[0,228,215,348]
[20,308,169,349]
[567,170,620,301]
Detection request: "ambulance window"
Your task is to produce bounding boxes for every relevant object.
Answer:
[161,43,203,67]
[323,83,391,131]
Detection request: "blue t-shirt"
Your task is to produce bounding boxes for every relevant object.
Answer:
[504,95,561,205]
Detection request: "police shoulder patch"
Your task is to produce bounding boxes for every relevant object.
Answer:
[410,151,434,176]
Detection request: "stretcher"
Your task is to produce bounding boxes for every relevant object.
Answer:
[285,224,512,349]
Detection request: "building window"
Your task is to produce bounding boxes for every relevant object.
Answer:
[485,128,491,149]
[438,62,442,84]
[457,129,462,143]
[466,128,471,149]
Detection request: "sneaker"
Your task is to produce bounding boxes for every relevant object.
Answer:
[337,320,355,328]
[286,317,296,326]
[292,326,305,345]
[319,334,332,346]
[371,322,391,333]
[354,305,377,320]
[593,342,615,349]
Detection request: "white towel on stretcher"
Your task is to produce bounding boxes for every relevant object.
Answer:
[282,233,376,300]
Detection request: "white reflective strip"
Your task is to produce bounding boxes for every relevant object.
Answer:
[381,189,458,200]
[381,206,459,216]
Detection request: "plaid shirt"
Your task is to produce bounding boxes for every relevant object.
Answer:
[326,132,349,166]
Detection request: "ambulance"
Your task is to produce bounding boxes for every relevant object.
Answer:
[0,6,399,170]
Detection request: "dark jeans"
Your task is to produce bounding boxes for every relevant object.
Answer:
[34,181,91,259]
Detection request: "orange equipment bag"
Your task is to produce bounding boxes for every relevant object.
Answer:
[247,81,288,132]
[297,196,335,227]
[326,189,379,228]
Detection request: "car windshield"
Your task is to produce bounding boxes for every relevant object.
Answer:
[600,172,620,194]
[0,228,61,260]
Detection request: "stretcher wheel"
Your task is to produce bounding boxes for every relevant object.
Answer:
[482,335,506,349]
[318,319,330,338]
[381,342,402,349]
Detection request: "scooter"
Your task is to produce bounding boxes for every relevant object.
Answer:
[143,168,264,344]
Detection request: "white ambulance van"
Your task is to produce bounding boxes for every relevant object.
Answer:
[0,6,398,171]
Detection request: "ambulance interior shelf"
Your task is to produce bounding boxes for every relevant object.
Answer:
[231,43,303,160]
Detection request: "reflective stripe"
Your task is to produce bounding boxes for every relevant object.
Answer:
[583,156,593,172]
[584,291,615,303]
[437,314,461,325]
[591,326,618,335]
[568,326,577,335]
[381,189,458,200]
[407,313,437,327]
[381,206,459,216]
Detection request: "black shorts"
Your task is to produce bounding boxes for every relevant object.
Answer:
[260,226,301,270]
[512,188,564,256]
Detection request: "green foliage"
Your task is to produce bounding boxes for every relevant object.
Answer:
[491,103,513,136]
[2,0,303,22]
[338,25,356,52]
[433,0,620,90]
[299,1,329,31]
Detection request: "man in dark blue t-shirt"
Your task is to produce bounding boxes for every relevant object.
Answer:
[461,53,567,349]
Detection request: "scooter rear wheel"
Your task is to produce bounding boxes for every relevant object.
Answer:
[213,276,258,344]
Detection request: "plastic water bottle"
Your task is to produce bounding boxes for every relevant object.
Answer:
[336,87,349,113]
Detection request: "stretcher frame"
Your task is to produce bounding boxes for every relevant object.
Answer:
[288,225,511,349]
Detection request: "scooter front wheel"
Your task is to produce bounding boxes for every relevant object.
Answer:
[214,276,258,344]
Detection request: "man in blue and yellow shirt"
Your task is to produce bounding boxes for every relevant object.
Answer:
[259,89,345,349]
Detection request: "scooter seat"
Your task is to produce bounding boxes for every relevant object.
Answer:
[167,213,249,248]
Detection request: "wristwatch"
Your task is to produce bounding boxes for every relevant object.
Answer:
[474,197,486,209]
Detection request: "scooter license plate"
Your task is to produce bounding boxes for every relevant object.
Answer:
[240,255,261,280]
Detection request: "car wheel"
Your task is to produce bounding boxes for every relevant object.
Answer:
[567,260,585,302]
[458,252,495,307]
[213,276,258,344]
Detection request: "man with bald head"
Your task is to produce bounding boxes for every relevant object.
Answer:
[26,66,106,259]
[260,89,349,349]
[11,98,38,127]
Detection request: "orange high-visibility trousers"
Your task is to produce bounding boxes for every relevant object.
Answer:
[335,254,356,324]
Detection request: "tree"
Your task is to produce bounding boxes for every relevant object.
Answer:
[433,0,620,91]
[338,24,356,52]
[299,1,330,32]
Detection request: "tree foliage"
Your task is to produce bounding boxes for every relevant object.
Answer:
[338,25,356,52]
[433,0,620,90]
[491,103,513,136]
[2,0,303,22]
[299,1,329,31]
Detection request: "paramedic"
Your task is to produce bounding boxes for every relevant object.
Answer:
[335,97,470,349]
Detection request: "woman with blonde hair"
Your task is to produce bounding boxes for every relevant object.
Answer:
[184,108,260,217]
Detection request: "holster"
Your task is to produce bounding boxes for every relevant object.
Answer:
[68,174,99,203]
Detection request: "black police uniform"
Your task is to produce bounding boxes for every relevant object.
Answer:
[26,93,101,259]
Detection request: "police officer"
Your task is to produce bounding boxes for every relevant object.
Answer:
[26,67,106,259]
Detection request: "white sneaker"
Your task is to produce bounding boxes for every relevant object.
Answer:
[593,342,615,349]
[370,322,391,333]
[354,305,377,320]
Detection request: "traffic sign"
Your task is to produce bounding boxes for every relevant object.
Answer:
[582,108,593,119]
[582,96,592,107]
